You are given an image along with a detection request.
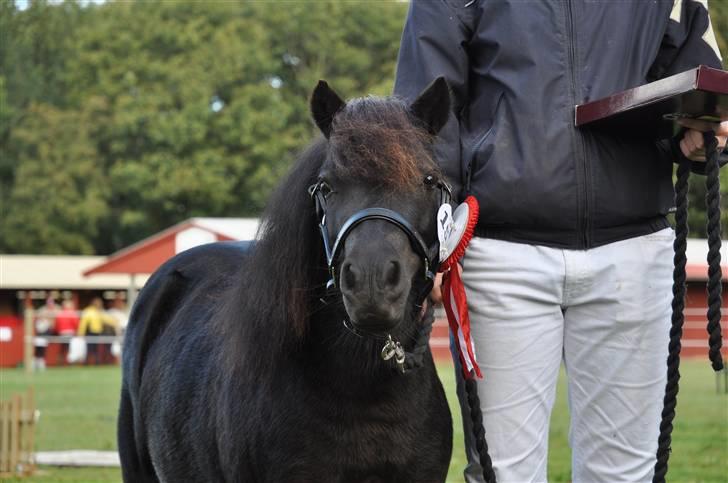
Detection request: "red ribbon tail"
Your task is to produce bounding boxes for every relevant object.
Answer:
[442,269,482,379]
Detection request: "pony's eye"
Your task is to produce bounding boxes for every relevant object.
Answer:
[423,175,435,187]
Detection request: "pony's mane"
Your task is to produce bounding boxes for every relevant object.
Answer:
[330,96,439,191]
[215,139,327,375]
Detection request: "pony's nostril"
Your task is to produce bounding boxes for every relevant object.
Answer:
[342,262,358,290]
[384,260,401,288]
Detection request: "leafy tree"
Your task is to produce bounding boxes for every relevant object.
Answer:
[711,0,727,55]
[1,0,408,254]
[3,103,108,253]
[1,0,726,254]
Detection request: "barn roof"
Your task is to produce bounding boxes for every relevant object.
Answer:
[0,255,151,290]
[83,217,259,276]
[189,217,260,239]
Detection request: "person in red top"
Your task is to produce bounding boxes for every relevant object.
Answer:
[55,300,79,365]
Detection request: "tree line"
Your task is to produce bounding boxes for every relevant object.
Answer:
[1,0,726,255]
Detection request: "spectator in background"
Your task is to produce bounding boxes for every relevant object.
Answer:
[55,300,80,365]
[33,297,58,371]
[101,303,121,364]
[106,296,129,334]
[78,297,114,365]
[106,297,129,363]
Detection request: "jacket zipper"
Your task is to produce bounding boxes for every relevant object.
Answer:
[565,0,590,248]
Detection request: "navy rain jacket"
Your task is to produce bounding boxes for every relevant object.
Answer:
[394,0,723,249]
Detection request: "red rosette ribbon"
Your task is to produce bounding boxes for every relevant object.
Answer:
[439,196,482,379]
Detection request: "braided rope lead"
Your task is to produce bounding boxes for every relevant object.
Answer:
[402,316,433,372]
[464,374,496,483]
[703,131,724,372]
[653,159,691,483]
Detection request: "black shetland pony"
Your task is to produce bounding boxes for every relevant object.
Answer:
[118,79,454,482]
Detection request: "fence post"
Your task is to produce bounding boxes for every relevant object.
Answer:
[10,395,19,474]
[23,388,35,474]
[23,308,33,375]
[128,273,138,308]
[1,399,8,473]
[0,388,37,477]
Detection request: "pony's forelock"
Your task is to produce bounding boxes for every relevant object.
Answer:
[329,97,440,191]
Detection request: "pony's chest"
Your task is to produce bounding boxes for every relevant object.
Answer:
[254,391,429,480]
[225,364,450,481]
[284,396,420,453]
[261,421,420,483]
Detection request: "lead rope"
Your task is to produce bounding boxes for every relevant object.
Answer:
[402,309,434,372]
[653,131,723,482]
[464,374,496,482]
[704,133,724,373]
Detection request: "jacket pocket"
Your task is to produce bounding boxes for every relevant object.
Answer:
[464,91,504,196]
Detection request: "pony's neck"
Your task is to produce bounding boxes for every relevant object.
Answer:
[299,305,422,393]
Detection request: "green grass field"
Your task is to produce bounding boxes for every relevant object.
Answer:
[1,360,726,482]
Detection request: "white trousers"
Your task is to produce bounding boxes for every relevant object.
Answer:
[459,229,673,483]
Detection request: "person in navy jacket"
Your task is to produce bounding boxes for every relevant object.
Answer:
[394,1,726,481]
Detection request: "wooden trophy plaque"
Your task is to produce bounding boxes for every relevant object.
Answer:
[575,65,728,137]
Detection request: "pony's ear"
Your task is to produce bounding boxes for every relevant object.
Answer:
[409,77,451,136]
[311,80,346,138]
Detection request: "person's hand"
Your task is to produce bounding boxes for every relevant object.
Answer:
[430,263,462,304]
[676,119,728,161]
[431,272,444,304]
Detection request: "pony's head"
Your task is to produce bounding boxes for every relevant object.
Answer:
[310,78,451,335]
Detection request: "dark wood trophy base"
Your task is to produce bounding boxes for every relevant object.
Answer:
[575,65,728,138]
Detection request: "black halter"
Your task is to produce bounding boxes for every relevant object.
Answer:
[308,176,451,296]
[308,176,451,373]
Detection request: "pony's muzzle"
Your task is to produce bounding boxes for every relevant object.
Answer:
[341,259,403,296]
[339,238,416,331]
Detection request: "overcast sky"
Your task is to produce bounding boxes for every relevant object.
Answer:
[15,0,107,10]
